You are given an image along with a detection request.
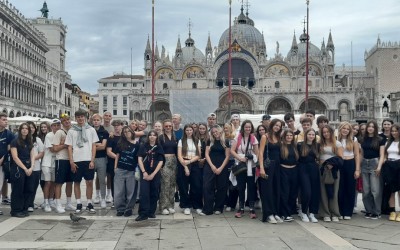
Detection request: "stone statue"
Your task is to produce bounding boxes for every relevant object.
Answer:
[40,1,49,18]
[276,41,280,54]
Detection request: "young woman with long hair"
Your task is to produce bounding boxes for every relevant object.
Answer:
[258,118,283,224]
[203,125,230,215]
[177,124,203,215]
[224,122,239,212]
[230,120,259,219]
[255,125,268,142]
[298,128,320,222]
[360,120,385,219]
[358,123,367,141]
[383,124,400,221]
[319,125,343,222]
[158,119,178,215]
[337,122,360,220]
[136,130,164,221]
[197,122,210,169]
[380,118,393,215]
[26,121,44,212]
[113,126,140,217]
[37,122,50,144]
[279,129,299,222]
[10,123,35,217]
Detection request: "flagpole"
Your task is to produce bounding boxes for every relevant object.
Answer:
[305,0,310,111]
[228,0,232,119]
[151,0,155,123]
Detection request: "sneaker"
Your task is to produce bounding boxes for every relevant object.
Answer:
[124,209,133,217]
[65,203,75,211]
[27,207,34,212]
[343,216,351,220]
[309,213,318,223]
[40,202,46,209]
[301,213,310,222]
[93,196,100,204]
[49,201,56,209]
[332,216,339,222]
[76,204,83,213]
[235,209,244,218]
[396,213,400,222]
[33,203,39,209]
[389,212,396,221]
[364,213,372,219]
[168,208,176,214]
[116,211,124,216]
[44,204,52,213]
[196,209,205,216]
[55,204,65,214]
[283,216,294,222]
[370,214,380,220]
[267,215,277,224]
[2,198,11,205]
[0,210,2,215]
[86,203,96,214]
[214,211,221,215]
[162,209,170,215]
[106,195,113,203]
[250,210,257,219]
[135,215,148,221]
[184,208,191,215]
[323,216,331,222]
[225,207,232,212]
[100,199,107,209]
[111,203,115,209]
[274,215,284,223]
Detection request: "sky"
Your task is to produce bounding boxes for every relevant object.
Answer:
[8,0,400,94]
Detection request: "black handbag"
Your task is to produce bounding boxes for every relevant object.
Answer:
[232,136,251,176]
[257,139,271,171]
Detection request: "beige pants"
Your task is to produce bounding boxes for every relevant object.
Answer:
[319,169,341,218]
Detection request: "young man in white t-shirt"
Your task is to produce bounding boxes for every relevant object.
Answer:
[42,119,61,212]
[65,110,99,213]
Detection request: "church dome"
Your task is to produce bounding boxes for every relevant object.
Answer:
[287,32,321,59]
[181,46,205,64]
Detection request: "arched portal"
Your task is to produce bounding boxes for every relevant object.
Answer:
[217,59,255,87]
[149,100,171,121]
[266,98,292,115]
[299,98,327,114]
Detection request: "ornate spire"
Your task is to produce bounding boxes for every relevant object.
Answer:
[145,35,151,53]
[299,18,309,43]
[327,30,334,49]
[155,42,160,60]
[206,33,212,52]
[185,19,195,47]
[176,36,182,52]
[291,31,298,50]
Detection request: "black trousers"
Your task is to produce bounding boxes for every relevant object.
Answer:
[27,170,41,207]
[177,162,203,209]
[138,172,161,217]
[10,166,35,214]
[280,166,299,217]
[259,160,280,219]
[299,162,320,214]
[203,164,229,214]
[107,162,115,199]
[236,168,256,209]
[338,159,356,217]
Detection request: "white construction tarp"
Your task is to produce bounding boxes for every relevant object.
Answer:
[170,89,219,124]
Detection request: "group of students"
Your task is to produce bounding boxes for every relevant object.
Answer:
[1,109,399,224]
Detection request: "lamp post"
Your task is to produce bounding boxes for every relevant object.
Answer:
[305,0,310,111]
[151,0,155,124]
[228,0,232,119]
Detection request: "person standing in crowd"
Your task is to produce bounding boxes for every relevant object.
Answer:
[230,120,259,219]
[383,124,400,221]
[191,123,198,134]
[42,119,61,212]
[0,113,14,215]
[231,114,241,134]
[224,123,237,211]
[207,113,217,129]
[158,119,178,215]
[136,130,164,221]
[198,123,210,170]
[316,116,329,133]
[380,119,393,215]
[359,123,367,139]
[177,124,203,215]
[65,109,99,214]
[284,113,300,135]
[319,125,343,222]
[203,125,230,215]
[172,114,183,141]
[261,114,271,130]
[10,123,35,217]
[106,120,124,207]
[52,114,74,213]
[113,126,140,217]
[279,129,299,222]
[305,110,316,125]
[26,122,44,213]
[153,121,163,136]
[295,118,315,143]
[360,120,386,219]
[298,128,320,223]
[92,114,109,209]
[255,125,268,142]
[337,122,360,220]
[258,119,283,224]
[37,122,50,145]
[102,111,114,134]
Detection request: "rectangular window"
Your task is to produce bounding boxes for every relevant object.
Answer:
[123,83,127,87]
[103,96,107,105]
[113,83,117,87]
[103,83,107,87]
[113,96,117,106]
[123,110,127,115]
[123,96,127,106]
[113,110,117,115]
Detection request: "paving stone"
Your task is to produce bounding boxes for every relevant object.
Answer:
[161,219,195,229]
[350,239,400,250]
[160,227,198,240]
[0,229,47,241]
[194,216,230,228]
[159,238,201,250]
[38,220,93,242]
[88,219,127,230]
[121,228,160,241]
[200,236,291,250]
[281,235,333,250]
[126,219,161,229]
[80,229,123,242]
[14,219,58,230]
[197,226,236,239]
[115,239,159,249]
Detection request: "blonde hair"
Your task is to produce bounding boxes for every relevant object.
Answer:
[210,125,227,148]
[91,113,102,120]
[224,123,236,140]
[338,122,354,152]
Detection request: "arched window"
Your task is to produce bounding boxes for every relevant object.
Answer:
[275,81,280,88]
[356,98,368,116]
[163,83,168,89]
[192,82,197,89]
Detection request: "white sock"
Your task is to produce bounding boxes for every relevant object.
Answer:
[44,199,49,205]
[96,190,100,197]
[66,197,72,204]
[55,199,61,206]
[87,199,92,205]
[107,189,111,196]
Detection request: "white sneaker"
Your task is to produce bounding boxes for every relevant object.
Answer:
[225,207,232,212]
[184,208,191,215]
[332,216,339,222]
[343,216,351,220]
[65,203,75,211]
[323,216,331,222]
[100,199,107,209]
[196,209,205,216]
[168,208,176,214]
[106,195,113,203]
[27,207,34,212]
[44,204,52,212]
[214,211,221,215]
[267,215,277,224]
[49,201,56,209]
[93,196,100,204]
[55,204,65,214]
[274,215,284,223]
[40,202,46,209]
[309,213,318,223]
[301,213,310,222]
[162,209,170,215]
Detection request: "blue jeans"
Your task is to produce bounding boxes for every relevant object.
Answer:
[361,158,382,215]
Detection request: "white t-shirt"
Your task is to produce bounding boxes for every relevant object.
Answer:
[53,129,69,160]
[33,137,44,171]
[65,126,99,162]
[341,137,357,158]
[178,138,201,157]
[41,132,55,167]
[320,141,343,162]
[387,142,400,160]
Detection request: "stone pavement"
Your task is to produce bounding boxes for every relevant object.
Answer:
[0,185,399,249]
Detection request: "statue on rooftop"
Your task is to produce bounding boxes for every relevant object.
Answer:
[40,1,49,18]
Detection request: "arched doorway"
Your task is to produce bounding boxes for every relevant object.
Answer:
[299,98,327,114]
[149,101,171,121]
[217,59,255,87]
[266,98,292,115]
